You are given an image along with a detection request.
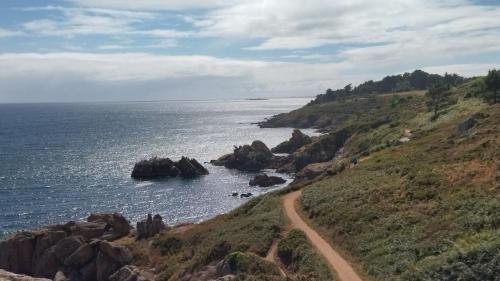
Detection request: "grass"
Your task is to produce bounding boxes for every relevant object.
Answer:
[277,229,335,281]
[150,194,283,280]
[299,84,499,280]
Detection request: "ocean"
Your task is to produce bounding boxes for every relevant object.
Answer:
[0,98,313,238]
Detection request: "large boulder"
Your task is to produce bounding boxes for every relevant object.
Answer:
[131,157,209,180]
[211,141,278,172]
[53,236,85,263]
[96,252,121,281]
[87,213,132,240]
[64,243,94,268]
[271,129,312,154]
[98,241,132,265]
[249,174,286,187]
[0,213,137,281]
[0,232,37,275]
[32,246,61,278]
[136,214,166,240]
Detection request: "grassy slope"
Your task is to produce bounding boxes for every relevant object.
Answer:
[277,229,335,281]
[131,79,498,281]
[299,81,500,280]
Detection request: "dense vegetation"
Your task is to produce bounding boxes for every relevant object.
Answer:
[309,70,464,105]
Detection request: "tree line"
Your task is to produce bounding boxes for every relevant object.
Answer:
[309,70,464,105]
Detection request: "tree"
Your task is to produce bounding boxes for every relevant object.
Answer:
[426,83,450,120]
[485,69,500,104]
[343,84,352,93]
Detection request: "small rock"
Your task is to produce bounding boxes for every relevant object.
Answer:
[249,174,286,187]
[457,116,478,133]
[240,193,253,198]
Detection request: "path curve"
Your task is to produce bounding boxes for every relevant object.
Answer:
[283,191,363,281]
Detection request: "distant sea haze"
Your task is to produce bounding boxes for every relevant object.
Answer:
[0,98,314,238]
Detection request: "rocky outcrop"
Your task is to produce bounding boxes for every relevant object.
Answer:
[211,141,282,172]
[0,269,51,281]
[271,129,312,154]
[131,156,209,180]
[0,213,135,281]
[249,174,286,187]
[457,113,488,134]
[136,214,166,240]
[277,128,350,173]
[109,265,152,281]
[294,161,333,182]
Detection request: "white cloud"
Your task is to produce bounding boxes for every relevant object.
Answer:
[0,52,496,103]
[0,28,23,38]
[197,0,500,54]
[70,0,232,11]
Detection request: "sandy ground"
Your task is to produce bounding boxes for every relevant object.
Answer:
[282,191,363,281]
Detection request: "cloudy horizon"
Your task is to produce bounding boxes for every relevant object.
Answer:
[0,0,499,103]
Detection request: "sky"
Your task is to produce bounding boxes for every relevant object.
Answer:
[0,0,499,102]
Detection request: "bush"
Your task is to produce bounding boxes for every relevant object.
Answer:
[277,230,335,281]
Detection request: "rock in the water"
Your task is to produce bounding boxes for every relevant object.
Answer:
[271,129,312,154]
[240,193,253,198]
[175,157,209,178]
[249,174,286,187]
[131,156,209,180]
[211,141,278,172]
[0,269,51,281]
[136,214,166,240]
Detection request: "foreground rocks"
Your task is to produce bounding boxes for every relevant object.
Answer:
[0,269,51,281]
[249,174,286,187]
[132,156,209,180]
[0,213,152,281]
[136,214,166,240]
[211,141,282,172]
[271,129,312,154]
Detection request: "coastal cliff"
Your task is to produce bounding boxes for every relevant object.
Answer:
[2,71,499,281]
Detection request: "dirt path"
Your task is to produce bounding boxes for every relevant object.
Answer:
[283,191,363,281]
[265,240,287,277]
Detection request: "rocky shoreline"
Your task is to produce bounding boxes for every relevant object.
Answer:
[1,128,350,281]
